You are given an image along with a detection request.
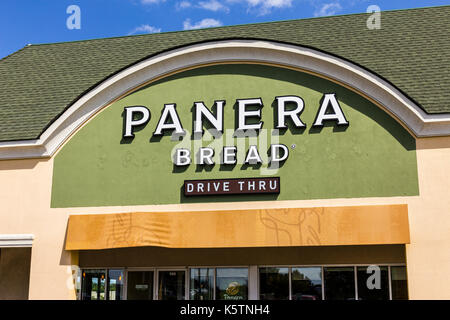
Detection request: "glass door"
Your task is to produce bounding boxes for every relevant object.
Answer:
[107,269,124,300]
[81,269,106,300]
[157,270,186,300]
[127,271,154,300]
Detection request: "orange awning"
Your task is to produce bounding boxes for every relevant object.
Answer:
[65,204,410,250]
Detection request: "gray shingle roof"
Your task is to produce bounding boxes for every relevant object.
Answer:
[0,5,449,142]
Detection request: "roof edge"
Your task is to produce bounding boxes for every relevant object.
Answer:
[1,39,450,160]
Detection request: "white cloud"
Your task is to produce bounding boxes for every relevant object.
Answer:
[226,0,293,15]
[245,0,292,8]
[128,24,162,35]
[177,0,230,12]
[314,2,342,17]
[198,0,230,12]
[183,18,223,30]
[140,0,346,18]
[140,0,166,4]
[176,1,192,9]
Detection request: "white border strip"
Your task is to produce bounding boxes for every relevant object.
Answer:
[1,40,449,160]
[0,234,34,248]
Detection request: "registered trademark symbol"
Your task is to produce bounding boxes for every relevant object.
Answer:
[291,144,296,149]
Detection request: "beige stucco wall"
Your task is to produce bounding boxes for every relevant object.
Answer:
[0,136,449,299]
[0,159,75,299]
[405,137,450,299]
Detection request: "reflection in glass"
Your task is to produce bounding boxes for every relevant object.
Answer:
[81,269,106,300]
[158,271,186,300]
[291,267,322,300]
[190,268,214,300]
[357,266,389,300]
[324,267,355,300]
[127,271,154,300]
[216,268,248,300]
[259,267,289,300]
[107,269,124,300]
[391,266,408,300]
[75,268,81,300]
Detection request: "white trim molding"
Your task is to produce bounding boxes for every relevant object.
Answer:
[1,39,449,160]
[0,234,34,248]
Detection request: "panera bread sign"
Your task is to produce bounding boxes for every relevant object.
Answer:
[123,94,349,167]
[123,93,348,197]
[184,177,280,196]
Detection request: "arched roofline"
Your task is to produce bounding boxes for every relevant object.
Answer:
[1,39,449,159]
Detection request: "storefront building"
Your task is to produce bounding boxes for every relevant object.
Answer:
[0,6,449,300]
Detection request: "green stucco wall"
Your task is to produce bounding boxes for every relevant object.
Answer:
[51,64,418,207]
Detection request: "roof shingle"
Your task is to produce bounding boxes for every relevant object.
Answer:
[0,6,449,141]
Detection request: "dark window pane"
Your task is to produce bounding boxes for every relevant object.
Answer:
[190,268,214,300]
[158,271,185,300]
[127,271,153,300]
[357,266,389,300]
[292,267,322,300]
[81,269,106,300]
[391,266,408,300]
[259,267,289,300]
[216,268,248,301]
[324,267,355,300]
[107,269,124,300]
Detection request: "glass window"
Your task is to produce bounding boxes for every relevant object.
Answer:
[357,266,389,300]
[190,268,214,300]
[391,266,408,300]
[259,267,289,300]
[216,268,248,301]
[107,269,124,300]
[324,267,355,300]
[158,270,186,300]
[81,269,106,300]
[291,267,322,300]
[127,271,154,300]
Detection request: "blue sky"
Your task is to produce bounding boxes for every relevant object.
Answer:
[0,0,448,59]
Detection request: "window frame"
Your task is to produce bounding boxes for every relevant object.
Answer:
[79,263,407,300]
